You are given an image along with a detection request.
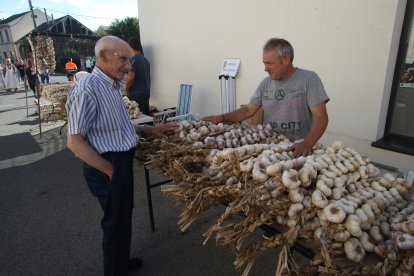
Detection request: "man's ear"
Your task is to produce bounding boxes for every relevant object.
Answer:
[99,50,107,62]
[282,55,290,65]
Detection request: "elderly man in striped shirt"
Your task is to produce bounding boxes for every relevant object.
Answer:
[66,36,177,276]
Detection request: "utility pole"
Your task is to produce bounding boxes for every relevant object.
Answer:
[44,8,49,25]
[28,0,42,137]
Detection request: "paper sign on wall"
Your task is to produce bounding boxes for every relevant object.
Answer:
[220,58,240,77]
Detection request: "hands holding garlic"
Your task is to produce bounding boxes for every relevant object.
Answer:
[288,140,313,157]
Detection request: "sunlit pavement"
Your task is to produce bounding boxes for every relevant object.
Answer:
[0,75,68,169]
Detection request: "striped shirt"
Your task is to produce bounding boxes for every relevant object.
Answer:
[66,67,138,154]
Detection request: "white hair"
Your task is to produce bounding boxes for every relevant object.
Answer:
[94,36,126,61]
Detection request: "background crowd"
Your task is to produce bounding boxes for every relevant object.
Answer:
[0,58,48,93]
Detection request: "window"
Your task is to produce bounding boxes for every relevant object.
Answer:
[372,1,414,155]
[4,29,9,42]
[0,31,3,43]
[3,52,8,58]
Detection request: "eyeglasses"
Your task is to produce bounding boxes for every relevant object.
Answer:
[105,50,130,63]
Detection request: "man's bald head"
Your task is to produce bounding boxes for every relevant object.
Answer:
[94,36,132,81]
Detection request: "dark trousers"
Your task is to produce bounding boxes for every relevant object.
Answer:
[83,148,135,276]
[29,83,37,97]
[130,94,150,115]
[40,73,49,84]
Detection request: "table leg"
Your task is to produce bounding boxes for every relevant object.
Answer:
[144,167,155,232]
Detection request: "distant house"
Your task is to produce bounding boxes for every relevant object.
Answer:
[0,8,51,61]
[96,25,109,35]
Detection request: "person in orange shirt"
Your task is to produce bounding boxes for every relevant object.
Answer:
[65,58,77,81]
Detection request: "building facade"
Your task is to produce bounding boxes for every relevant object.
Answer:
[0,8,50,61]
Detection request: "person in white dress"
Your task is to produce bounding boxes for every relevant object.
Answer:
[0,64,5,89]
[4,59,19,92]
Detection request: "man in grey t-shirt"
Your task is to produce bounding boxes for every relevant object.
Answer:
[204,38,329,157]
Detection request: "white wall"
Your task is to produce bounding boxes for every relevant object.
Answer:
[10,9,51,43]
[138,0,414,173]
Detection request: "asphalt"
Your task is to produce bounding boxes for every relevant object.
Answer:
[0,78,283,276]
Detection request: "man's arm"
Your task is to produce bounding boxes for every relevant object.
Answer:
[125,71,135,96]
[203,102,260,124]
[134,122,178,139]
[67,134,114,179]
[289,102,328,157]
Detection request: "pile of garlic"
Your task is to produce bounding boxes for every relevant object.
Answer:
[204,139,413,263]
[176,120,285,148]
[123,98,141,119]
[41,83,71,103]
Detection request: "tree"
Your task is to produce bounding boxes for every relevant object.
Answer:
[107,17,140,41]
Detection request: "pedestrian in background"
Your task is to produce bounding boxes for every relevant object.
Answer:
[0,64,5,89]
[66,35,177,276]
[65,58,77,82]
[125,37,151,115]
[16,60,25,85]
[40,59,50,84]
[85,58,92,73]
[25,59,39,98]
[4,59,19,92]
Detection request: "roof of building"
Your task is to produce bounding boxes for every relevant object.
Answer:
[35,15,66,33]
[37,15,97,36]
[0,11,30,25]
[16,15,99,42]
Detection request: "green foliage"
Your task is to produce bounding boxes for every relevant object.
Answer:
[107,17,140,41]
[62,48,80,59]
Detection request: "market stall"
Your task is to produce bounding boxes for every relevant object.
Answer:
[138,119,414,275]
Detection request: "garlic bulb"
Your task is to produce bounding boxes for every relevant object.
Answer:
[281,169,300,190]
[288,203,304,218]
[359,232,375,252]
[311,189,328,209]
[289,189,304,203]
[316,179,332,197]
[239,159,254,173]
[333,229,350,242]
[396,233,414,250]
[369,225,383,243]
[323,203,346,224]
[344,238,366,262]
[266,163,282,177]
[252,162,269,183]
[345,214,363,237]
[402,221,414,234]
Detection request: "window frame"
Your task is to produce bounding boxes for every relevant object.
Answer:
[372,0,414,156]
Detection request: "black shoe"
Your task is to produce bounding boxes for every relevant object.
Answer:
[128,258,143,270]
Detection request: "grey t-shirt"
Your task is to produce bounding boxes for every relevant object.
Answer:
[250,68,329,141]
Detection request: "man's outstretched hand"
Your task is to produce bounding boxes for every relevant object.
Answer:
[147,122,178,138]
